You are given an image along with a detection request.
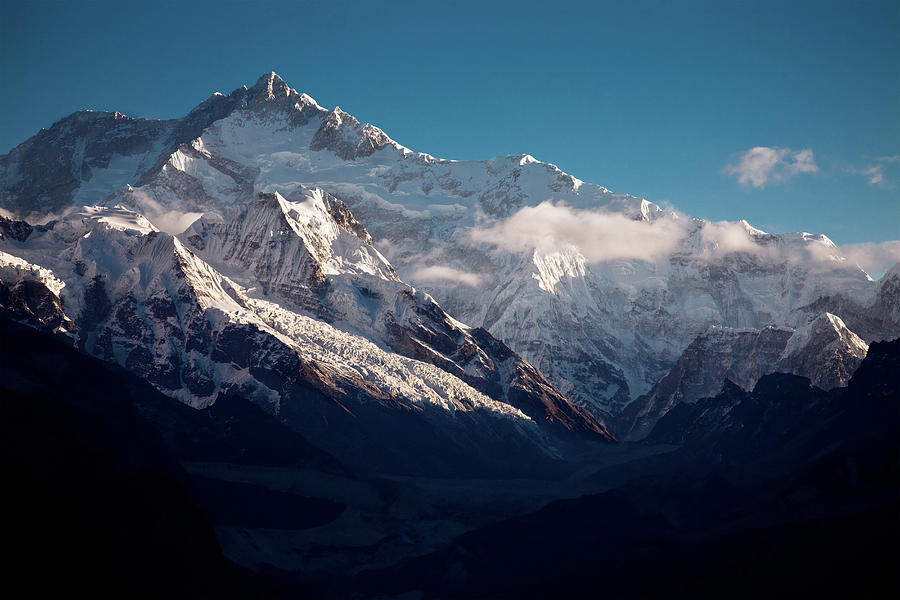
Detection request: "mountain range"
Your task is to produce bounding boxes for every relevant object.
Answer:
[2,72,897,598]
[2,72,896,442]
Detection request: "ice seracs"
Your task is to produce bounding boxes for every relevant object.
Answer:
[0,205,557,423]
[1,194,613,472]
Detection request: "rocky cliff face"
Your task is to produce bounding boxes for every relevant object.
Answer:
[618,325,793,440]
[619,312,870,440]
[868,265,900,340]
[648,337,900,452]
[779,312,869,390]
[794,263,900,344]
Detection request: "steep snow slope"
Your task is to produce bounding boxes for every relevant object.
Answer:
[1,73,888,431]
[180,186,609,436]
[0,198,612,474]
[0,207,527,416]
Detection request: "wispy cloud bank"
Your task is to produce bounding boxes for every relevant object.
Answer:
[861,166,884,185]
[468,200,899,283]
[699,220,769,256]
[126,189,203,234]
[724,147,819,188]
[844,156,899,188]
[409,265,483,287]
[470,201,686,263]
[838,240,900,278]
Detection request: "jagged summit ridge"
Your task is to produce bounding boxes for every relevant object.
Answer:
[254,71,292,100]
[1,184,614,471]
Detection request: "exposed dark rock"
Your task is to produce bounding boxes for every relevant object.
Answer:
[0,215,34,241]
[0,278,74,333]
[0,318,278,599]
[310,108,393,160]
[619,326,794,440]
[620,313,869,440]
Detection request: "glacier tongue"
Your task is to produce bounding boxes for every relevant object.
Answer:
[178,185,612,438]
[0,204,537,419]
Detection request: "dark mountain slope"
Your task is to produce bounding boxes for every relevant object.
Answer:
[352,340,900,599]
[1,316,351,598]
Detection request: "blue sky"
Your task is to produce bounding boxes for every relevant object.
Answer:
[1,0,897,245]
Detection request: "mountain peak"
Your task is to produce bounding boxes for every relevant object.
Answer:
[739,219,767,236]
[296,92,322,110]
[250,71,292,101]
[255,71,284,86]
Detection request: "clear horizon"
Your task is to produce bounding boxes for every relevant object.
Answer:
[1,0,898,248]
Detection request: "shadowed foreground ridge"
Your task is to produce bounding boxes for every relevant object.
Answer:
[0,317,284,598]
[5,309,896,598]
[352,339,900,599]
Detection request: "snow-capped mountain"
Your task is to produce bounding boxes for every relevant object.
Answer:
[795,262,900,343]
[179,186,607,436]
[0,195,609,473]
[2,72,895,439]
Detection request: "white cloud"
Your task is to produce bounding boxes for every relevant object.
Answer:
[469,201,687,263]
[788,235,900,278]
[791,148,819,174]
[694,221,900,278]
[146,209,205,234]
[725,147,781,187]
[724,146,819,188]
[125,189,203,234]
[861,166,884,186]
[699,220,770,256]
[409,265,483,286]
[374,237,401,261]
[842,158,896,188]
[838,240,900,278]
